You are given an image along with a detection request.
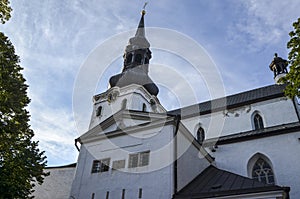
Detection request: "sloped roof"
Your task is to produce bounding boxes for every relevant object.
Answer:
[173,165,289,198]
[46,163,76,169]
[168,84,286,118]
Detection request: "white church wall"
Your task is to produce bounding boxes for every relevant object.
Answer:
[212,131,300,199]
[70,124,175,199]
[89,85,165,130]
[255,97,298,127]
[176,125,211,191]
[180,97,299,140]
[32,166,75,199]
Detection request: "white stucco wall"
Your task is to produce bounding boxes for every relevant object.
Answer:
[32,166,75,199]
[70,124,175,199]
[181,97,299,140]
[89,85,165,130]
[176,126,211,191]
[212,131,300,199]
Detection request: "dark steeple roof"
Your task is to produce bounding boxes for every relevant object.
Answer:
[109,9,159,96]
[135,10,146,37]
[173,165,290,198]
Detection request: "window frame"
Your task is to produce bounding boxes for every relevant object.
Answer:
[251,111,264,130]
[252,158,275,184]
[112,159,126,170]
[128,151,150,168]
[91,158,111,173]
[253,113,264,130]
[247,153,276,185]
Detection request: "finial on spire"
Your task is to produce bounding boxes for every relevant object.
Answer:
[141,2,148,15]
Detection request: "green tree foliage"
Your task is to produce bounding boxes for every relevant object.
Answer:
[0,32,49,198]
[284,18,300,98]
[0,0,12,24]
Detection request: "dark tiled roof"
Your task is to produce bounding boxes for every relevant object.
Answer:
[168,84,286,118]
[173,165,289,198]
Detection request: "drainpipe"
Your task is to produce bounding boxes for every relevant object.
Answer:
[173,115,181,196]
[75,138,81,152]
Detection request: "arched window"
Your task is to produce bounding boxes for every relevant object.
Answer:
[196,127,205,145]
[252,158,275,184]
[96,106,102,117]
[144,58,149,64]
[121,99,127,110]
[142,103,147,112]
[248,153,275,185]
[125,53,133,65]
[135,54,142,64]
[253,113,264,130]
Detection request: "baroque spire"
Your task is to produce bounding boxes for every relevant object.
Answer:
[109,5,159,96]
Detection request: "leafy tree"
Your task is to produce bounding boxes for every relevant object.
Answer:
[284,18,300,98]
[0,1,48,198]
[0,0,12,24]
[0,32,48,198]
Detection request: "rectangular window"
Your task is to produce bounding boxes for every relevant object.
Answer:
[128,151,150,168]
[128,154,139,168]
[139,151,149,167]
[106,191,109,199]
[138,188,142,198]
[112,160,126,170]
[91,158,110,173]
[91,160,101,173]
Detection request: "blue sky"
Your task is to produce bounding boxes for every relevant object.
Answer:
[2,0,299,166]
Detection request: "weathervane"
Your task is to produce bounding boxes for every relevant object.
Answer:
[141,2,148,15]
[143,2,148,9]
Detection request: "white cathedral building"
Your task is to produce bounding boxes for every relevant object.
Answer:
[33,9,300,199]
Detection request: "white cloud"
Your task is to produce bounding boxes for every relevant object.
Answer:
[229,0,300,51]
[29,94,78,166]
[5,0,299,166]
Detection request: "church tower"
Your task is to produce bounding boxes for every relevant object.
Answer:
[69,8,213,199]
[89,8,165,129]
